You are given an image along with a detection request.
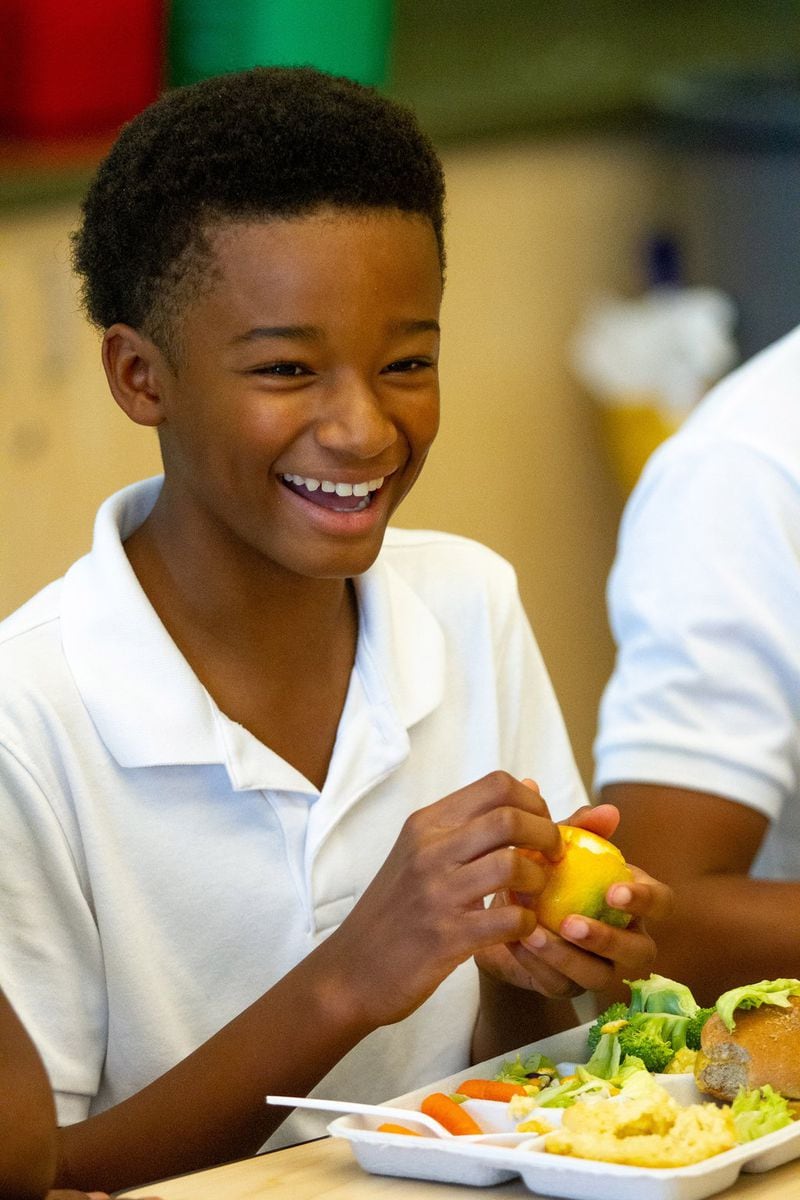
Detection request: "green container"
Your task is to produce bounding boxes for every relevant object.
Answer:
[169,0,393,88]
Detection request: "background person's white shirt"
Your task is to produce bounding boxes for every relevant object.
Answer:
[595,324,800,880]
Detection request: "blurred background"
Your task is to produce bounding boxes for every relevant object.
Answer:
[1,0,799,788]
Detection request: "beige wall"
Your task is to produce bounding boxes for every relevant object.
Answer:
[0,136,673,788]
[0,205,162,614]
[396,136,673,787]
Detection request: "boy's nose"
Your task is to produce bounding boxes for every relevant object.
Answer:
[314,376,397,458]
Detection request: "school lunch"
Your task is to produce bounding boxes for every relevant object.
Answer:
[377,974,800,1170]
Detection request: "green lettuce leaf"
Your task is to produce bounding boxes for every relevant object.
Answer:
[716,979,800,1032]
[584,1029,623,1080]
[494,1051,557,1085]
[626,973,699,1017]
[731,1085,794,1142]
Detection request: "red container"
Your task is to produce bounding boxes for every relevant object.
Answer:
[0,0,165,139]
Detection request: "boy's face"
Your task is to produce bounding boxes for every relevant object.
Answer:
[151,208,442,581]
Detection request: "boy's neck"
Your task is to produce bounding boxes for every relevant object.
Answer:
[125,497,354,647]
[123,505,360,789]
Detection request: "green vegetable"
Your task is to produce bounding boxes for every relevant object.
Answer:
[586,1001,629,1054]
[731,1085,794,1142]
[685,1006,716,1050]
[617,1064,663,1100]
[615,1054,648,1082]
[626,973,700,1018]
[617,1023,674,1073]
[629,1011,691,1052]
[535,1077,590,1108]
[494,1051,558,1085]
[536,1071,616,1108]
[585,1029,624,1080]
[586,1009,691,1078]
[716,979,800,1033]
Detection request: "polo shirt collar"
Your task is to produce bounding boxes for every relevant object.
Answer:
[60,478,445,787]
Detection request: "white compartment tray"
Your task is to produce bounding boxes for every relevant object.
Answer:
[328,1021,800,1200]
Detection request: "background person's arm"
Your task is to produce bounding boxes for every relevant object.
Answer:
[0,991,161,1200]
[597,781,799,1006]
[0,989,58,1200]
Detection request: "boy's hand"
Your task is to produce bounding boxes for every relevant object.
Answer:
[474,800,673,997]
[321,772,564,1027]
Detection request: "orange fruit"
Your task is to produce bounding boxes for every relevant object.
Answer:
[535,825,633,933]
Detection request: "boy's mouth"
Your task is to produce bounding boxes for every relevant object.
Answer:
[280,473,385,512]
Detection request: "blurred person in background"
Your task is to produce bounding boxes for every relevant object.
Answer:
[594,324,800,1005]
[0,988,161,1200]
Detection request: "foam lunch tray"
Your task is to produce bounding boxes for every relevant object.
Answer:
[328,1020,800,1200]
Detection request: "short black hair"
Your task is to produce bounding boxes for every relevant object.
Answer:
[72,66,446,357]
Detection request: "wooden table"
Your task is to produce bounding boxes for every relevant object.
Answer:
[119,1133,800,1200]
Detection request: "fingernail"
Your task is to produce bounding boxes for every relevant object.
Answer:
[562,917,589,940]
[609,885,632,906]
[525,927,547,950]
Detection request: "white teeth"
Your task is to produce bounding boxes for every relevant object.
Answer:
[281,473,385,494]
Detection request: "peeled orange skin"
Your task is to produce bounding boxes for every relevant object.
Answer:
[534,825,634,934]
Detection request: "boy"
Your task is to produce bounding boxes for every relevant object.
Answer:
[0,67,670,1192]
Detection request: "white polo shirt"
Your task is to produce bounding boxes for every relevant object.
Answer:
[595,324,800,879]
[0,477,586,1148]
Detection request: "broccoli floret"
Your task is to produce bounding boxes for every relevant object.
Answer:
[628,1011,691,1053]
[617,1024,674,1073]
[587,1001,630,1054]
[685,1006,716,1050]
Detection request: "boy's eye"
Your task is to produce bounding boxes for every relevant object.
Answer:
[383,357,435,374]
[253,361,311,377]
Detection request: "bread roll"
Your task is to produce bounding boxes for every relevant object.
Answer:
[695,995,800,1101]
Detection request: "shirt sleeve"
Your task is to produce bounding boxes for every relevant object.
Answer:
[594,437,800,818]
[0,737,106,1124]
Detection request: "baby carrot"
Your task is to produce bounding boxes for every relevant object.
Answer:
[377,1123,424,1136]
[420,1091,483,1136]
[454,1078,528,1102]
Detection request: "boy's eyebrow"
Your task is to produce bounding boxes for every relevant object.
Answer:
[229,319,440,346]
[389,319,441,335]
[229,324,320,345]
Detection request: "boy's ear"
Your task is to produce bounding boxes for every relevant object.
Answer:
[102,323,171,428]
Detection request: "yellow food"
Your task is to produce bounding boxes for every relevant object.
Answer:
[544,1083,736,1168]
[516,1114,557,1135]
[664,1046,698,1075]
[536,826,633,934]
[507,1093,558,1135]
[508,1094,542,1122]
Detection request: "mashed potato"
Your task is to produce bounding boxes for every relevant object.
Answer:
[515,1114,557,1135]
[544,1082,736,1168]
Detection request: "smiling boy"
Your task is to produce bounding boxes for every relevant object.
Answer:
[0,67,670,1192]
